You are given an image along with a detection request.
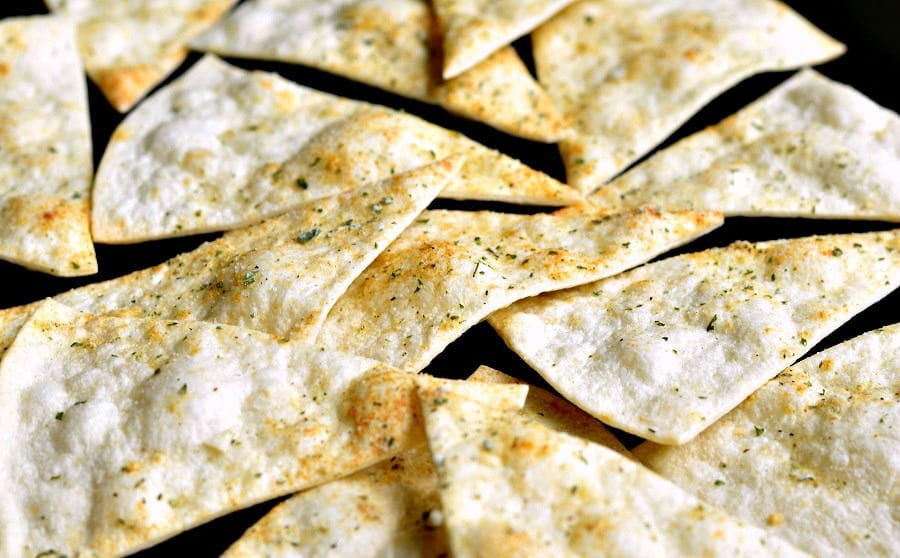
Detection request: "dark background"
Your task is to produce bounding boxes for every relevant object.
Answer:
[1,1,897,555]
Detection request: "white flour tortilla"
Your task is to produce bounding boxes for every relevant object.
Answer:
[92,55,578,242]
[0,158,459,356]
[0,15,96,276]
[0,300,425,557]
[222,376,528,558]
[432,0,576,79]
[316,206,722,371]
[589,70,900,220]
[191,0,570,142]
[45,0,236,112]
[490,230,900,445]
[533,0,845,192]
[634,323,900,558]
[419,379,809,557]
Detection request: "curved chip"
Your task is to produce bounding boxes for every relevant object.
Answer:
[432,0,576,79]
[490,230,900,444]
[634,323,900,558]
[589,70,900,220]
[0,301,423,557]
[92,55,577,242]
[0,157,459,355]
[0,16,96,276]
[316,206,722,371]
[45,0,236,112]
[534,0,845,191]
[191,0,570,142]
[419,380,808,557]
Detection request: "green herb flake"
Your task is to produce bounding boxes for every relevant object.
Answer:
[296,177,309,189]
[706,314,718,332]
[831,247,843,257]
[179,384,188,395]
[754,425,765,436]
[297,228,320,244]
[55,412,64,421]
[242,269,258,286]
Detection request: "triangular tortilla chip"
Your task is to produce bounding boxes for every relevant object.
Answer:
[222,377,528,558]
[418,380,808,557]
[432,0,576,79]
[223,445,448,558]
[191,0,570,142]
[0,16,96,276]
[92,55,578,243]
[0,158,459,354]
[45,0,236,112]
[315,206,722,371]
[490,230,900,444]
[589,70,900,220]
[0,300,425,557]
[435,45,571,142]
[634,323,900,558]
[533,0,845,191]
[469,365,629,455]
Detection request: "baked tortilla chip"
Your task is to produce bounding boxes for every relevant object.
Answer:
[589,70,900,220]
[418,380,808,557]
[490,230,900,445]
[469,365,629,455]
[45,0,236,112]
[634,323,900,558]
[0,158,458,354]
[223,378,527,558]
[432,0,576,79]
[223,446,448,558]
[435,45,571,142]
[315,206,722,371]
[92,55,577,242]
[0,300,425,557]
[0,16,96,276]
[191,0,570,142]
[533,0,845,191]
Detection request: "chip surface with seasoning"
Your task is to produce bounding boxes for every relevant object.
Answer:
[534,0,845,191]
[192,0,570,141]
[490,230,900,444]
[0,15,96,276]
[0,300,426,558]
[633,323,900,558]
[316,206,722,371]
[587,70,900,220]
[45,0,236,111]
[0,157,460,353]
[418,377,809,557]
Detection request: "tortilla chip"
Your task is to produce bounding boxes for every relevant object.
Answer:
[432,0,576,79]
[222,446,448,558]
[418,380,808,557]
[469,365,629,455]
[436,46,571,142]
[45,0,236,112]
[191,0,570,142]
[0,300,425,557]
[222,378,527,558]
[0,16,96,276]
[533,0,845,192]
[589,70,900,220]
[315,206,722,371]
[0,157,459,356]
[634,323,900,557]
[92,56,577,243]
[489,230,900,445]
